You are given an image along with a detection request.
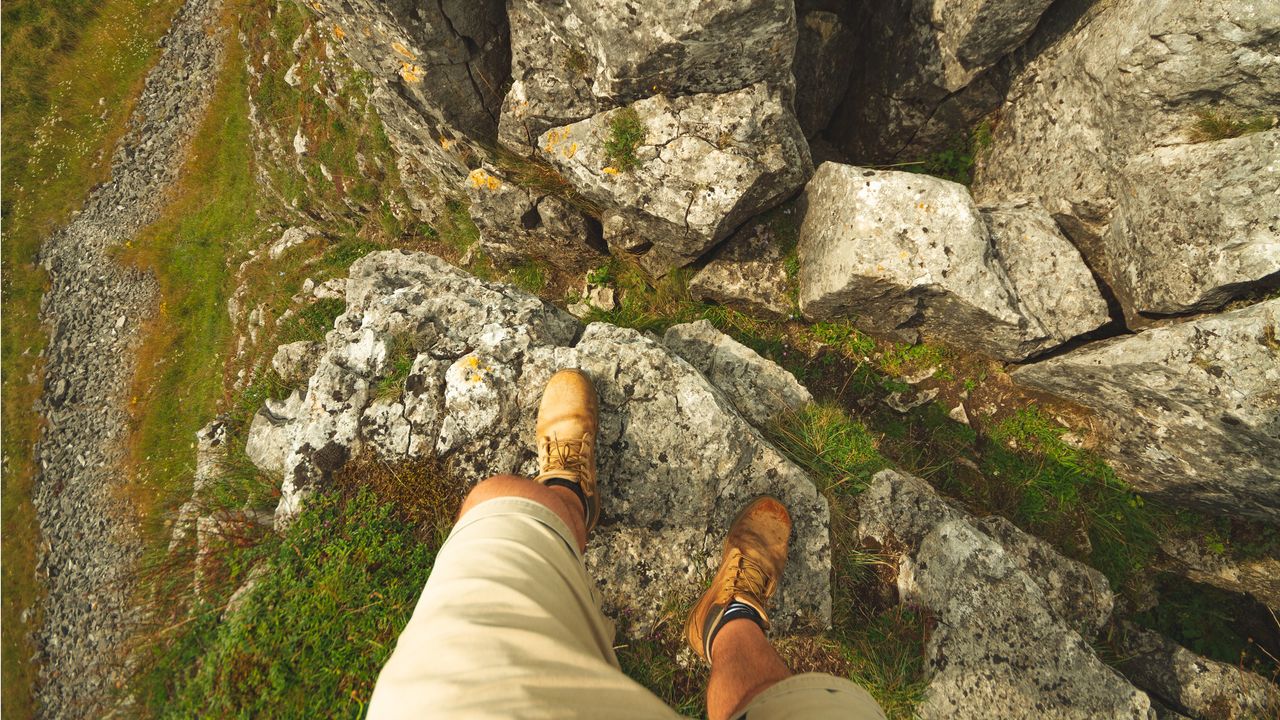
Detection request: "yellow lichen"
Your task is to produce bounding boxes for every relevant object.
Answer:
[391,41,415,60]
[467,168,502,191]
[602,166,620,175]
[332,24,346,41]
[399,61,423,83]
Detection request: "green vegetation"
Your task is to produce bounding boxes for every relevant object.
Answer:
[1134,576,1279,677]
[375,335,417,398]
[604,107,646,172]
[508,260,549,293]
[276,298,347,345]
[900,118,994,185]
[1,0,185,713]
[137,483,457,718]
[1188,108,1275,143]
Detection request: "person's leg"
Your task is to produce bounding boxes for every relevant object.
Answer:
[460,473,587,551]
[706,619,791,720]
[686,497,887,720]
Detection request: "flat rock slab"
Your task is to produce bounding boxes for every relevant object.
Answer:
[1011,298,1280,521]
[689,222,794,319]
[797,162,1107,360]
[538,84,812,274]
[254,251,831,634]
[857,470,1152,720]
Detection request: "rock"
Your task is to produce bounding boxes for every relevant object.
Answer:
[689,223,794,320]
[271,341,321,381]
[539,84,813,274]
[911,521,1155,720]
[1159,536,1280,609]
[1012,299,1280,521]
[825,0,1053,162]
[312,278,345,300]
[982,201,1113,340]
[245,392,303,476]
[463,165,604,273]
[974,0,1280,321]
[796,163,1107,361]
[793,9,856,138]
[304,0,508,191]
[858,469,1114,636]
[662,320,811,428]
[1114,622,1280,720]
[292,127,308,156]
[499,0,797,152]
[256,251,832,634]
[1105,132,1280,317]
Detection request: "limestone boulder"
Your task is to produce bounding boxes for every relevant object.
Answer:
[796,163,1107,360]
[857,470,1151,719]
[1114,622,1280,720]
[463,165,604,274]
[688,222,793,320]
[974,0,1280,321]
[499,0,797,152]
[271,340,321,382]
[538,85,812,274]
[1011,299,1280,521]
[982,201,1113,340]
[1105,132,1280,316]
[825,0,1053,162]
[1159,536,1280,609]
[663,320,811,428]
[793,9,856,138]
[253,251,832,634]
[304,0,508,187]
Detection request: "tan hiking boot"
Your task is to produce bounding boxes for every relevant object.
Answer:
[685,496,792,664]
[533,369,601,531]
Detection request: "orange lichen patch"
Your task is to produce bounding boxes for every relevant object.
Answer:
[602,166,620,175]
[399,61,423,83]
[439,136,453,150]
[391,41,415,60]
[332,24,346,41]
[467,168,502,191]
[464,354,488,383]
[543,127,570,154]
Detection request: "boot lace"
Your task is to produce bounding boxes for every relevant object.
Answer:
[722,551,769,601]
[541,433,592,475]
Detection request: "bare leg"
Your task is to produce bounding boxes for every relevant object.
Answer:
[459,474,588,552]
[706,619,792,720]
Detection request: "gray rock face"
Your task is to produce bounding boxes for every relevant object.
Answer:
[499,0,797,151]
[858,470,1114,637]
[1011,299,1280,521]
[796,163,1108,360]
[826,0,1053,162]
[255,251,832,634]
[689,222,794,319]
[913,521,1155,720]
[539,84,813,274]
[663,320,811,428]
[463,165,604,273]
[1114,622,1280,720]
[271,340,321,382]
[857,471,1149,719]
[983,201,1113,340]
[975,0,1280,320]
[1106,132,1280,316]
[793,9,856,138]
[305,0,508,186]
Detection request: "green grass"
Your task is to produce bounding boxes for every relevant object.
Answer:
[138,486,447,718]
[375,335,417,398]
[604,107,645,172]
[1188,108,1275,143]
[1,0,185,713]
[120,29,259,542]
[276,298,347,344]
[508,260,549,293]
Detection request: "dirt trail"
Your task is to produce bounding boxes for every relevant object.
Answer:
[31,0,224,714]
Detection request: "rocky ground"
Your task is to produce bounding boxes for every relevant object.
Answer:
[14,0,1280,717]
[30,0,224,714]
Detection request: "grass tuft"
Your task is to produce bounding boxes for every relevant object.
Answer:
[1188,108,1275,143]
[604,107,645,172]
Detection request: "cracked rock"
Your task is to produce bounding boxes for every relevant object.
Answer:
[538,83,812,275]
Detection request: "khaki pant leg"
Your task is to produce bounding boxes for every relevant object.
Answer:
[732,673,887,720]
[367,497,681,720]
